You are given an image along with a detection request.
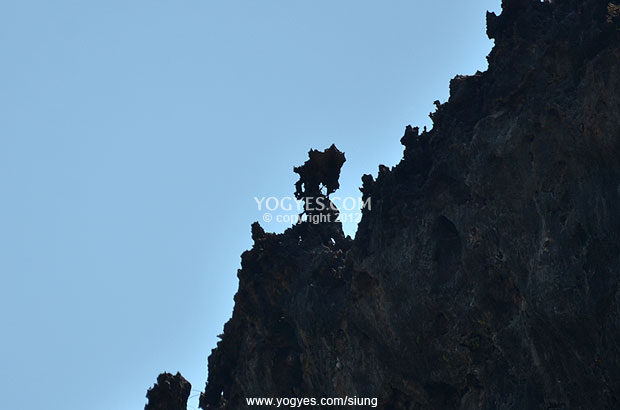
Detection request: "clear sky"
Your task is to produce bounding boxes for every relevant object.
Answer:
[0,1,500,409]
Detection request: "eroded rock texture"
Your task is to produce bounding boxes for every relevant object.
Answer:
[200,0,620,409]
[294,144,347,200]
[145,372,191,410]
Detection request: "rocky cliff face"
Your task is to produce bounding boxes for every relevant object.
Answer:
[152,0,620,409]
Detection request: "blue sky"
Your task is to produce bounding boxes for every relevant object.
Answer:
[0,1,500,409]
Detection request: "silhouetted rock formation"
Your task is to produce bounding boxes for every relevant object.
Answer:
[165,0,620,409]
[145,372,191,410]
[294,144,346,201]
[290,144,348,242]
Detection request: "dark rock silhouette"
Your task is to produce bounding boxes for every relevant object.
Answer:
[293,144,346,225]
[145,372,191,410]
[154,0,620,409]
[294,144,346,200]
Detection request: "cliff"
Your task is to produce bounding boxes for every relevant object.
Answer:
[148,0,620,408]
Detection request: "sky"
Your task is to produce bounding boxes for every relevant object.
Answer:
[0,1,501,409]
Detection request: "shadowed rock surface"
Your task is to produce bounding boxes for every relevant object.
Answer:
[193,0,620,409]
[145,372,191,410]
